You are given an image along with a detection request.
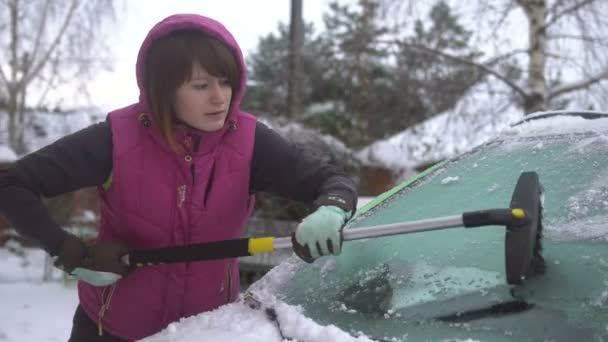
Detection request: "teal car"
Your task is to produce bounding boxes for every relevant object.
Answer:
[249,111,608,342]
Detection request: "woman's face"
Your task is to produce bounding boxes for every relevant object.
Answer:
[173,63,232,132]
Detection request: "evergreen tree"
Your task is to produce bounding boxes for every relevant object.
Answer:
[245,0,480,147]
[314,0,391,146]
[395,1,481,122]
[243,23,327,117]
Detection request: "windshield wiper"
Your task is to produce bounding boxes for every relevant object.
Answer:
[435,300,534,323]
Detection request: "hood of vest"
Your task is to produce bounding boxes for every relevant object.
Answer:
[134,14,248,127]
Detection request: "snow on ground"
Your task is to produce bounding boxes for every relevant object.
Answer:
[0,281,78,342]
[0,245,78,342]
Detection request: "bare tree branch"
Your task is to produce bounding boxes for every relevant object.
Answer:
[29,0,51,64]
[548,69,608,99]
[390,40,529,98]
[543,0,596,30]
[485,48,529,66]
[548,33,608,47]
[21,0,79,88]
[489,0,518,39]
[0,62,9,86]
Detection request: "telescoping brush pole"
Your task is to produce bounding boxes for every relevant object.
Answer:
[122,208,529,267]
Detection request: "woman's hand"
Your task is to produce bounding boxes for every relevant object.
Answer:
[293,205,350,262]
[54,235,131,286]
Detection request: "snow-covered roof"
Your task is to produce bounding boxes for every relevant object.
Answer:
[0,144,17,162]
[356,83,524,171]
[356,76,608,173]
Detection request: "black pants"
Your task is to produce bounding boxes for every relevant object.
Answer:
[68,305,130,342]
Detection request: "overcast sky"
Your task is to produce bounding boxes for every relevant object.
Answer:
[88,0,344,110]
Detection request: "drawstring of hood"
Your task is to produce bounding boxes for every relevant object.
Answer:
[97,283,118,336]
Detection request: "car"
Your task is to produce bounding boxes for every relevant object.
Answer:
[145,111,608,342]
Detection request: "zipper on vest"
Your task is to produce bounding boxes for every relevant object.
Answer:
[97,284,117,336]
[203,165,215,208]
[191,135,201,186]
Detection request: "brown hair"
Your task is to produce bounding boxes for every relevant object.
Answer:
[144,30,239,150]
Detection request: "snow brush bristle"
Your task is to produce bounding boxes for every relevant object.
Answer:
[505,171,545,285]
[527,196,546,277]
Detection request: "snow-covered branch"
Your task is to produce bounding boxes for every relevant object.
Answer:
[548,69,608,99]
[391,41,529,99]
[29,0,52,65]
[21,0,79,88]
[544,0,597,30]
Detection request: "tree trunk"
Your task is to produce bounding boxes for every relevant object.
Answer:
[7,86,27,155]
[7,0,26,154]
[519,0,547,114]
[287,0,303,118]
[7,88,20,154]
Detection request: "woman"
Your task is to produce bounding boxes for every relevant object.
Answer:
[0,14,357,341]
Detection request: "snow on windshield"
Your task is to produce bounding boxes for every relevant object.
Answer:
[495,127,608,242]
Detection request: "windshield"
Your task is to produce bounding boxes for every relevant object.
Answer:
[269,121,608,341]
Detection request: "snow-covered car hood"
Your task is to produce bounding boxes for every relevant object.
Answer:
[142,258,376,342]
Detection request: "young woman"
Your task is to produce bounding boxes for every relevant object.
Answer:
[0,14,357,342]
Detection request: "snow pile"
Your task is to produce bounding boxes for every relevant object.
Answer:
[0,144,17,162]
[0,246,77,342]
[141,301,285,342]
[142,297,374,342]
[357,82,523,171]
[144,258,375,342]
[440,176,460,185]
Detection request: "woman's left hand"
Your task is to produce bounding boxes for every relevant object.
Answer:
[293,205,350,262]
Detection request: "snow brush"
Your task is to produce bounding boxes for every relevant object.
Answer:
[121,171,544,285]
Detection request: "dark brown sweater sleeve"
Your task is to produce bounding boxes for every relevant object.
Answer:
[0,119,357,257]
[0,121,112,255]
[249,122,358,213]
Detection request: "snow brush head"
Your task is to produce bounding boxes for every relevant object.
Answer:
[505,171,546,285]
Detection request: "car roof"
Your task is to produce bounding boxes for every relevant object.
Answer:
[512,110,608,126]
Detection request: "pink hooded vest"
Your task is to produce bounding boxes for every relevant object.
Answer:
[77,14,256,340]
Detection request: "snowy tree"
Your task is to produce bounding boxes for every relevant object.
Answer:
[381,0,608,114]
[246,0,478,147]
[0,0,116,154]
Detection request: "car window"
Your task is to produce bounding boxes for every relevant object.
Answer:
[273,128,608,341]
